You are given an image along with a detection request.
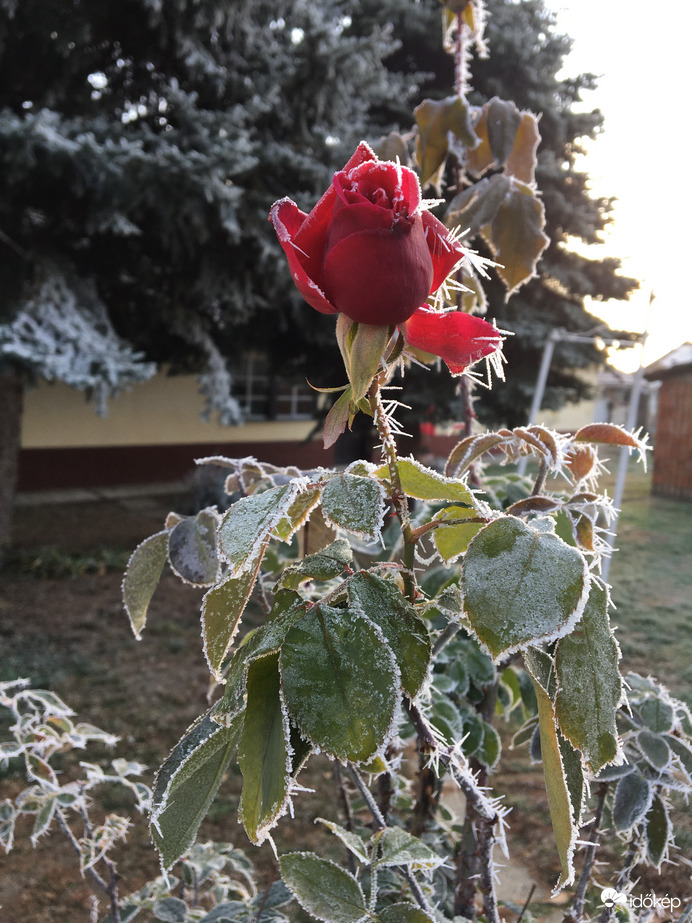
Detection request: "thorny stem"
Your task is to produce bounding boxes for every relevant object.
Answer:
[405,699,501,923]
[531,454,550,497]
[369,376,416,600]
[432,621,462,657]
[347,764,437,918]
[567,782,609,923]
[334,760,357,875]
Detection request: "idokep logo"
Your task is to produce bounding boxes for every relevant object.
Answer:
[601,889,627,908]
[600,888,682,913]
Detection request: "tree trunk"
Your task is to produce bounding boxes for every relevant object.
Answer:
[0,366,24,558]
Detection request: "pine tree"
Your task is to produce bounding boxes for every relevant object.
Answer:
[347,0,638,429]
[0,0,416,550]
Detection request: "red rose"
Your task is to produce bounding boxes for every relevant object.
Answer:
[270,142,502,374]
[270,142,462,326]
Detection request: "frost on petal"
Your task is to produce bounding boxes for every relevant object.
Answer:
[269,197,337,315]
[404,309,502,374]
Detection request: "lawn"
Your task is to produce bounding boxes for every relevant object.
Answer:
[604,458,692,705]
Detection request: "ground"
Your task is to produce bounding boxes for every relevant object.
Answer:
[1,469,690,921]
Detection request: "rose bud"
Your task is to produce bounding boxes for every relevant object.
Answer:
[270,141,503,376]
[269,141,463,326]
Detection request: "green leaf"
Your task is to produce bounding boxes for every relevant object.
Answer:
[167,509,219,586]
[324,387,354,450]
[218,483,297,574]
[462,517,588,661]
[153,898,188,922]
[636,729,671,771]
[378,904,435,923]
[279,852,368,923]
[201,556,262,679]
[414,95,478,187]
[280,538,353,590]
[215,591,306,723]
[375,457,474,505]
[322,473,386,541]
[478,721,501,769]
[280,604,398,763]
[348,572,431,697]
[373,826,444,870]
[238,654,291,844]
[639,697,675,733]
[431,505,485,562]
[645,794,671,868]
[151,712,241,870]
[273,486,323,543]
[612,771,653,832]
[532,678,579,889]
[484,179,549,297]
[315,818,370,864]
[554,581,622,773]
[122,530,169,639]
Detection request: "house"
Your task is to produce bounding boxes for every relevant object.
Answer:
[644,343,692,501]
[18,356,334,492]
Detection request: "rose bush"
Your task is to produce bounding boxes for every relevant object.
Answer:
[270,142,502,375]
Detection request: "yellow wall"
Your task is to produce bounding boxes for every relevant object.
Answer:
[21,374,316,449]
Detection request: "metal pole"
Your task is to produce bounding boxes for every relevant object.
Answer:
[601,333,648,583]
[517,329,559,476]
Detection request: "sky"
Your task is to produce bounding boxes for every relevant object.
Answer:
[542,0,692,371]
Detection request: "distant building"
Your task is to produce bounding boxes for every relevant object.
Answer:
[644,343,692,501]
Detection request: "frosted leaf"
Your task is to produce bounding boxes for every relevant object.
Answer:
[554,580,623,773]
[280,604,399,763]
[321,473,386,542]
[238,654,292,845]
[612,770,653,833]
[636,729,672,771]
[646,794,672,869]
[374,455,475,505]
[347,572,431,698]
[218,481,307,575]
[122,530,169,639]
[201,557,262,679]
[167,509,220,587]
[279,852,368,923]
[151,711,242,871]
[373,826,446,872]
[462,516,589,661]
[315,818,369,865]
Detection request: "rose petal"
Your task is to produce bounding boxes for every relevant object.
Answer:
[421,211,465,294]
[269,197,338,315]
[404,309,502,375]
[322,219,434,325]
[325,200,393,253]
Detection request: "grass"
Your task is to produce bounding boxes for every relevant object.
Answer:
[604,458,692,704]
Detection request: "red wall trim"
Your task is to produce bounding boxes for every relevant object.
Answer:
[18,441,335,491]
